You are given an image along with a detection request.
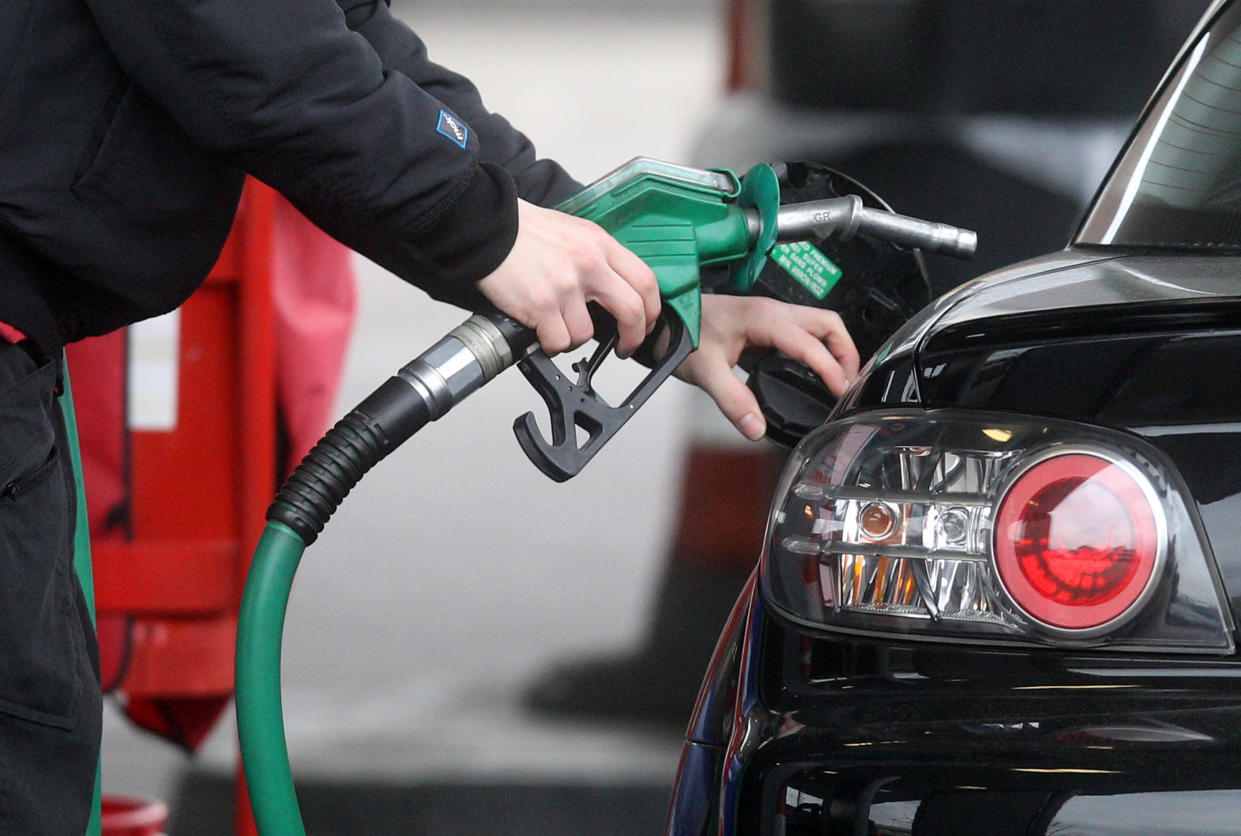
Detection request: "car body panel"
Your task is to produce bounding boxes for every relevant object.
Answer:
[673,259,1241,831]
[731,609,1241,834]
[671,1,1241,832]
[673,589,1241,833]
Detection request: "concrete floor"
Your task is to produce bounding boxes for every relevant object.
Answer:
[101,5,733,831]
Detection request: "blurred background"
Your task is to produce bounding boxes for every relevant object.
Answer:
[87,0,1208,833]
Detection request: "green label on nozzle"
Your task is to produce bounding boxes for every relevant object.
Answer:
[771,242,843,300]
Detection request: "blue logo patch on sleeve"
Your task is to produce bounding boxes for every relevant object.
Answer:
[436,110,469,149]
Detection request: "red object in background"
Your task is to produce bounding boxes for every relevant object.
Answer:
[100,796,169,836]
[726,0,769,92]
[272,192,357,470]
[67,180,357,832]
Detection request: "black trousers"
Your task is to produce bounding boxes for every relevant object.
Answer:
[0,342,101,834]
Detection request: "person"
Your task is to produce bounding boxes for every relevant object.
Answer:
[0,0,858,830]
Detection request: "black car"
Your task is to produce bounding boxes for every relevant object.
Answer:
[669,1,1241,832]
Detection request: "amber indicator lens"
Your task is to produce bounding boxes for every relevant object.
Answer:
[859,502,897,541]
[994,453,1160,631]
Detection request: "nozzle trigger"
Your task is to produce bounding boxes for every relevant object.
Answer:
[513,315,694,482]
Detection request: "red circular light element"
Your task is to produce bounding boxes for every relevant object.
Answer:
[993,453,1161,631]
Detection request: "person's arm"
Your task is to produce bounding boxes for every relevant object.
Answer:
[83,0,512,307]
[336,0,583,207]
[81,0,655,351]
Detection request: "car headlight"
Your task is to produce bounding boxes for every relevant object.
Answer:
[761,410,1234,651]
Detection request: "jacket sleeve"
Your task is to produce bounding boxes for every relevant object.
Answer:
[81,0,519,306]
[337,0,585,207]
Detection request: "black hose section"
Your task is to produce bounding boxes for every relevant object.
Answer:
[266,376,432,545]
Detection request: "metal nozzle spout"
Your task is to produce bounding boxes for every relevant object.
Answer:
[773,197,978,260]
[853,206,978,260]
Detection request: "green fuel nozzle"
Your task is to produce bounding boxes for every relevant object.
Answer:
[554,157,976,341]
[512,157,977,481]
[554,158,749,350]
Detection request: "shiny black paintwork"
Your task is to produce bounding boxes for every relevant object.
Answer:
[729,603,1241,833]
[676,563,1241,833]
[668,250,1241,834]
[669,0,1241,827]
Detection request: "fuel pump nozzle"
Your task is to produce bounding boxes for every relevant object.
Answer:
[512,158,977,481]
[770,194,978,259]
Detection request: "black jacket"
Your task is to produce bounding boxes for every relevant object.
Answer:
[0,0,580,356]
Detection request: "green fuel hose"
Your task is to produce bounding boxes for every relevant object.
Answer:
[235,313,534,835]
[236,522,307,835]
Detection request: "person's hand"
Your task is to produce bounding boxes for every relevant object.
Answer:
[677,295,860,441]
[477,199,660,358]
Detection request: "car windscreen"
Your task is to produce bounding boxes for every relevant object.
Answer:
[1078,1,1241,251]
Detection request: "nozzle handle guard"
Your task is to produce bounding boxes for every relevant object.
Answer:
[513,313,694,482]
